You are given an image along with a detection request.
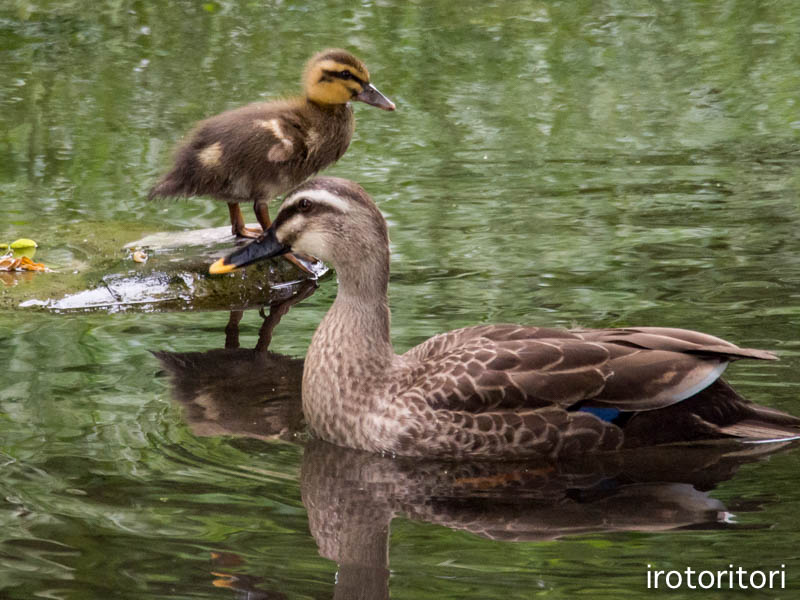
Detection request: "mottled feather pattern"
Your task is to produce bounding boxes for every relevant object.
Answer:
[392,331,624,458]
[402,334,611,412]
[255,177,800,459]
[304,304,627,458]
[304,317,788,458]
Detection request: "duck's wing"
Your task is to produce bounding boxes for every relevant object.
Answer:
[399,328,622,457]
[403,324,582,364]
[401,325,777,414]
[573,327,776,410]
[401,326,613,413]
[399,326,793,454]
[573,327,777,361]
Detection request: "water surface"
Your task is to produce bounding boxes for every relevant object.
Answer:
[2,1,800,598]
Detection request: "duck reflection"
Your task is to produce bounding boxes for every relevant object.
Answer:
[153,279,316,442]
[154,292,796,599]
[301,439,794,599]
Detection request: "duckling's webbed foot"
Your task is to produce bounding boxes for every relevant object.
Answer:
[234,226,263,239]
[228,203,262,238]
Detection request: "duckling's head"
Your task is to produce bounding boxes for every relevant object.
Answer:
[210,177,389,276]
[303,49,395,111]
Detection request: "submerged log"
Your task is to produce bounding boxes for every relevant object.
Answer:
[13,224,327,313]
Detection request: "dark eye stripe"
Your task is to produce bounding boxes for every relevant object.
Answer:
[322,69,366,87]
[273,204,301,230]
[274,199,342,229]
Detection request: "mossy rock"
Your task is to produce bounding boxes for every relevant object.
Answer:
[6,224,327,313]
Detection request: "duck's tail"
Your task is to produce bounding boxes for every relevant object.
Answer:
[622,379,800,447]
[718,401,800,443]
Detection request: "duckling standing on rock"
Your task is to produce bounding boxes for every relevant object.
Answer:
[210,177,800,460]
[149,49,394,272]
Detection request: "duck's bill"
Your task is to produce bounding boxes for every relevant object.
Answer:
[209,226,289,274]
[356,83,396,111]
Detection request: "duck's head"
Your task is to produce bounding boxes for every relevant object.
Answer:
[210,177,389,275]
[302,49,395,111]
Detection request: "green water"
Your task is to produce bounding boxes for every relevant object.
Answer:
[2,1,800,598]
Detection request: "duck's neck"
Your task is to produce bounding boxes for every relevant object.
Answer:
[303,246,395,438]
[327,250,394,366]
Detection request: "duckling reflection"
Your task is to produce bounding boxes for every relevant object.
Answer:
[153,279,316,442]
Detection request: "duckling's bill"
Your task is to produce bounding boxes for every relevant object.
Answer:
[209,227,289,275]
[356,83,395,111]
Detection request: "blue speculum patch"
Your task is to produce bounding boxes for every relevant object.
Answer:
[577,406,621,422]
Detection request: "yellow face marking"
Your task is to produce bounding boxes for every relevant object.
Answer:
[304,57,369,105]
[314,59,369,82]
[198,141,223,167]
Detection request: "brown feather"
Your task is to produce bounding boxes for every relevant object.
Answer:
[238,177,800,459]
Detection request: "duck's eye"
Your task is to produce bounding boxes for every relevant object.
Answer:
[339,70,352,80]
[298,197,313,212]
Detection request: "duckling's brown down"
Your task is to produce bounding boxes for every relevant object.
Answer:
[149,49,394,238]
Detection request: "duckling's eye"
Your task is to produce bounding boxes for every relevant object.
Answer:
[298,197,313,212]
[339,70,352,80]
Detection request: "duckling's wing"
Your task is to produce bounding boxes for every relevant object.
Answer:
[199,103,311,164]
[149,102,312,200]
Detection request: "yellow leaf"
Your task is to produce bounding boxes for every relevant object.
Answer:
[10,238,38,249]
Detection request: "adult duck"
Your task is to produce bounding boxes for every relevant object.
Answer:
[210,177,800,459]
[150,50,394,270]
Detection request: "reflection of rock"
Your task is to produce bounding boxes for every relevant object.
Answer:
[153,279,317,441]
[21,225,327,313]
[152,281,315,598]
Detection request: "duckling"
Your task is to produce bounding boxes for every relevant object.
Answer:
[149,49,394,270]
[209,177,800,459]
